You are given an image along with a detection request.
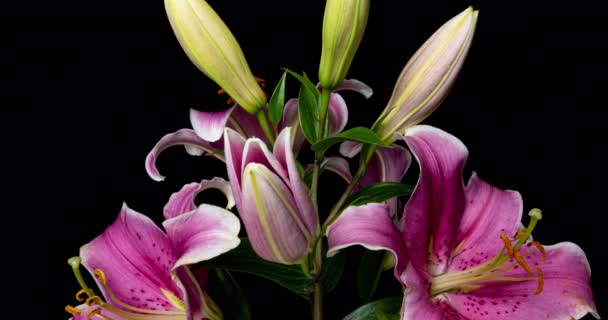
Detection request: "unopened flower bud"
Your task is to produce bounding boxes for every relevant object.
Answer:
[319,0,370,89]
[165,0,267,113]
[373,7,478,142]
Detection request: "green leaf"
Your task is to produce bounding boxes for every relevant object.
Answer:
[342,297,402,320]
[268,71,287,126]
[322,250,346,293]
[311,127,389,155]
[208,269,251,320]
[198,239,312,297]
[284,69,320,98]
[344,182,413,208]
[357,250,386,302]
[298,83,320,144]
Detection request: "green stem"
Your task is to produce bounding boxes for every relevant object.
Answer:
[322,145,377,229]
[310,163,320,211]
[256,110,275,144]
[318,89,332,141]
[313,280,323,320]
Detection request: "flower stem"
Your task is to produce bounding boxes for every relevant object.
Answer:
[256,110,275,144]
[323,144,376,229]
[318,88,332,141]
[313,280,323,320]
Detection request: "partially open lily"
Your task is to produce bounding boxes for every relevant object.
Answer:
[327,125,598,320]
[65,200,240,320]
[224,127,318,264]
[146,80,371,182]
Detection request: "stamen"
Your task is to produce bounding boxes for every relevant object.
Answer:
[513,251,533,274]
[94,269,107,286]
[87,307,102,320]
[93,268,186,316]
[254,76,266,88]
[65,305,82,315]
[534,265,544,295]
[500,233,514,257]
[86,295,104,306]
[515,227,527,240]
[528,241,547,261]
[76,289,90,302]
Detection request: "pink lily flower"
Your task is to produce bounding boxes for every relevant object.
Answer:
[66,181,240,320]
[224,126,317,264]
[328,125,598,320]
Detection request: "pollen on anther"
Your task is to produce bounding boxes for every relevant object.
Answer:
[65,305,81,315]
[513,251,533,275]
[500,234,514,257]
[534,265,544,295]
[528,241,547,261]
[75,289,89,302]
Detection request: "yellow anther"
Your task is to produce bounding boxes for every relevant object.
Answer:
[513,251,533,275]
[94,269,107,286]
[87,307,102,320]
[76,289,89,302]
[65,305,82,315]
[534,265,544,295]
[85,295,104,306]
[528,241,547,261]
[500,233,514,257]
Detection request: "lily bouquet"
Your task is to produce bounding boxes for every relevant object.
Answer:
[64,1,599,319]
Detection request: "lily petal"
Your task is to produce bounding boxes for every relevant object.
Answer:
[402,125,468,277]
[274,127,318,236]
[242,137,289,183]
[446,242,599,319]
[339,140,363,158]
[328,93,349,135]
[400,269,454,320]
[163,204,241,269]
[80,204,184,312]
[190,107,234,143]
[449,173,523,272]
[324,157,352,183]
[146,129,222,182]
[333,79,374,99]
[357,145,411,217]
[224,127,247,206]
[241,163,311,264]
[229,106,268,141]
[164,177,235,219]
[327,203,408,282]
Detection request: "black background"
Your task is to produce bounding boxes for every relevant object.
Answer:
[14,0,606,318]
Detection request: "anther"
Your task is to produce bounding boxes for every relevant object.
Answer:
[500,233,514,257]
[515,227,527,240]
[94,269,107,286]
[534,265,544,295]
[86,295,104,306]
[527,241,547,261]
[65,305,82,315]
[513,251,533,275]
[76,289,89,302]
[87,307,102,320]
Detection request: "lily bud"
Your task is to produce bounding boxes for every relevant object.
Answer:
[165,0,267,113]
[224,127,318,264]
[373,7,478,142]
[319,0,370,89]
